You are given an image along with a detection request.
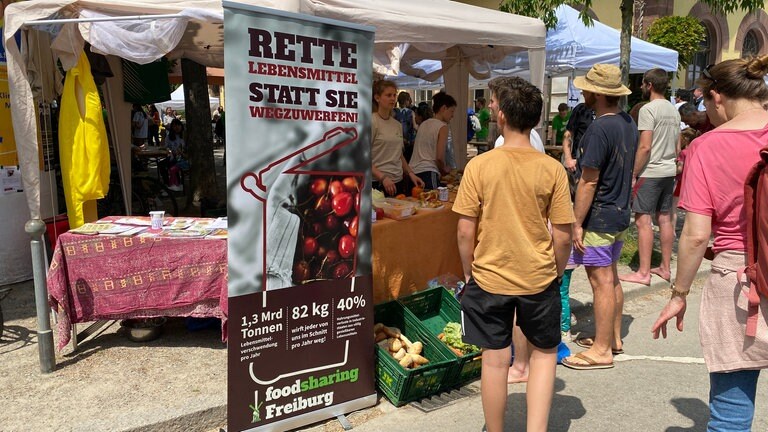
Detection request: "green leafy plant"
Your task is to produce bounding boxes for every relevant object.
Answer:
[700,0,766,15]
[499,0,593,29]
[646,16,705,72]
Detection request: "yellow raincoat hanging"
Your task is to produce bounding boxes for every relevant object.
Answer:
[59,52,110,228]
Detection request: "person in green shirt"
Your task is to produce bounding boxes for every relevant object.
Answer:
[550,103,570,146]
[474,97,491,142]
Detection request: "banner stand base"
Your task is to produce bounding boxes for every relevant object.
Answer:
[336,413,353,430]
[241,394,377,432]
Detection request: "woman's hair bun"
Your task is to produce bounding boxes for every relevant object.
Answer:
[745,55,768,79]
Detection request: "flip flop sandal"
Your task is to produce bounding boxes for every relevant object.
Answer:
[575,337,624,355]
[562,352,614,370]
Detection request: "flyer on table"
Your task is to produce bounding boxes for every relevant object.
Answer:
[224,2,375,431]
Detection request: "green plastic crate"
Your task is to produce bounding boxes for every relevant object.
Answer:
[374,300,456,406]
[399,287,483,389]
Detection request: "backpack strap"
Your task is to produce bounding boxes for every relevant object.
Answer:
[741,148,767,338]
[737,265,761,337]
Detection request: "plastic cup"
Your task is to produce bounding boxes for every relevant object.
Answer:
[149,211,165,231]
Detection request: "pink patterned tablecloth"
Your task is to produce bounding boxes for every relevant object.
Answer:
[46,217,228,350]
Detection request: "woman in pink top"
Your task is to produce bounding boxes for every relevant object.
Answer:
[652,56,768,431]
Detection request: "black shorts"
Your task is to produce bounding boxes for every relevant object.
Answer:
[632,176,675,214]
[459,277,561,350]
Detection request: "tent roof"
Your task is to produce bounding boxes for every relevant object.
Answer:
[300,0,545,76]
[5,0,545,75]
[543,5,678,75]
[392,5,679,88]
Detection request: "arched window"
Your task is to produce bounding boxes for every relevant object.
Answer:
[742,30,760,58]
[688,25,712,86]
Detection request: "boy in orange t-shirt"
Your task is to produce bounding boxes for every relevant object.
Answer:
[454,77,573,432]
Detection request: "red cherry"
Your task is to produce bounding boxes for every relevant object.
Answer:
[315,195,331,214]
[303,237,318,256]
[325,249,340,265]
[332,192,353,217]
[338,234,356,259]
[311,222,323,236]
[348,216,359,237]
[329,180,344,197]
[342,177,359,192]
[310,178,328,196]
[292,260,309,283]
[325,214,341,231]
[332,262,352,279]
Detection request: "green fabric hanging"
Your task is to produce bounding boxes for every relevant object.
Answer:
[122,58,171,104]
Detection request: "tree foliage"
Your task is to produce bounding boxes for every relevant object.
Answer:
[498,0,593,29]
[647,16,705,72]
[699,0,765,15]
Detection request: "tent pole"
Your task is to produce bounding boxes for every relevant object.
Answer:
[23,14,185,27]
[25,220,55,373]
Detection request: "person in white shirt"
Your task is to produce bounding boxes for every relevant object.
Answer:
[132,104,149,147]
[410,92,457,189]
[495,129,545,152]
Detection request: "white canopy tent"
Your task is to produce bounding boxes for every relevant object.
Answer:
[5,0,545,221]
[392,5,679,89]
[155,85,221,116]
[1,0,544,284]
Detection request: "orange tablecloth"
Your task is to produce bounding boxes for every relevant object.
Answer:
[372,202,463,304]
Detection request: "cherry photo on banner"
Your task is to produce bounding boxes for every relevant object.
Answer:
[290,174,362,284]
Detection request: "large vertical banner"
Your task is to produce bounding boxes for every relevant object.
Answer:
[224,3,376,431]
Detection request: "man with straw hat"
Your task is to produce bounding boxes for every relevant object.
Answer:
[561,64,639,370]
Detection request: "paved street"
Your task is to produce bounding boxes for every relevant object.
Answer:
[311,280,768,432]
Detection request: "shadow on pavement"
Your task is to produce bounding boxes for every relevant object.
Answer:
[572,313,636,343]
[56,317,225,368]
[504,378,587,431]
[665,397,709,432]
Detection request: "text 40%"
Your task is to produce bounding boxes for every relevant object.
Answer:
[336,295,366,311]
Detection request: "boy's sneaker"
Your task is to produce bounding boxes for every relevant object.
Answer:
[168,185,183,192]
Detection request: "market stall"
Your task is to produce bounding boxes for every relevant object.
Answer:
[5,0,545,301]
[155,84,220,116]
[47,216,228,350]
[372,202,463,304]
[5,0,546,220]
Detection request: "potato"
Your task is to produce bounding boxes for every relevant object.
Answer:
[399,354,413,368]
[382,326,401,338]
[411,354,429,365]
[407,341,423,355]
[388,338,402,352]
[374,331,387,343]
[373,323,385,333]
[377,339,391,350]
[399,334,413,349]
[393,348,406,360]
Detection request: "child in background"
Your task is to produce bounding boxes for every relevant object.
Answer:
[559,265,577,341]
[165,119,186,192]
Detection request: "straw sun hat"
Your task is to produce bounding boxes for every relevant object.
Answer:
[573,64,631,96]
